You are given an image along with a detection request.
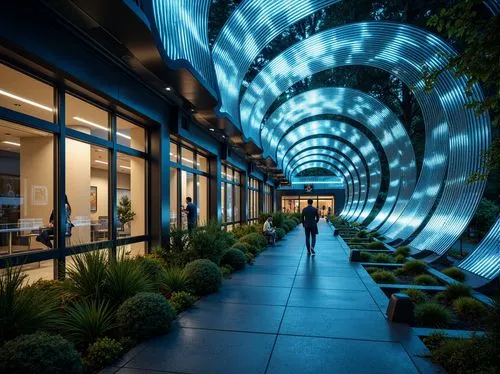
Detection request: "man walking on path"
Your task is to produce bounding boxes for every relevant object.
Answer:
[301,198,320,255]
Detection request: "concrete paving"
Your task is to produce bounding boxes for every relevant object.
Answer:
[109,221,426,374]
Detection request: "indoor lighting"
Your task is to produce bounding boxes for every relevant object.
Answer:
[0,89,53,112]
[117,132,131,140]
[120,165,131,170]
[165,87,172,91]
[95,160,108,165]
[73,116,130,139]
[209,128,215,132]
[2,140,20,147]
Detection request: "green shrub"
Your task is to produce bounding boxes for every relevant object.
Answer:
[359,252,373,262]
[161,267,189,295]
[442,283,472,302]
[0,266,59,342]
[394,267,407,276]
[442,267,466,282]
[395,246,410,257]
[163,225,191,266]
[105,257,153,306]
[429,335,496,374]
[66,250,108,300]
[272,212,285,229]
[84,337,123,371]
[245,252,255,265]
[373,253,393,263]
[189,220,235,264]
[27,279,76,307]
[350,237,362,243]
[0,332,82,374]
[371,270,397,284]
[394,254,406,263]
[232,224,259,239]
[137,256,166,288]
[221,265,234,278]
[402,288,428,304]
[220,249,246,271]
[184,259,222,295]
[414,302,452,327]
[170,291,196,313]
[423,332,447,351]
[402,260,427,275]
[60,299,115,346]
[239,233,267,252]
[364,266,382,274]
[275,227,286,240]
[357,230,368,238]
[231,242,254,254]
[453,297,487,322]
[285,219,297,230]
[366,241,386,250]
[368,230,381,238]
[291,217,301,225]
[117,292,176,340]
[413,274,439,286]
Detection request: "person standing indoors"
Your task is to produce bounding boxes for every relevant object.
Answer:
[183,197,197,232]
[263,215,277,245]
[301,198,320,256]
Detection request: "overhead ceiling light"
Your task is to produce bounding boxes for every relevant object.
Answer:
[2,140,21,147]
[73,116,108,131]
[95,160,108,165]
[119,165,131,170]
[0,89,53,112]
[165,87,172,92]
[209,128,215,132]
[222,135,226,138]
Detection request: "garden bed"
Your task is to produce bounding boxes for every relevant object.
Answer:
[363,261,447,287]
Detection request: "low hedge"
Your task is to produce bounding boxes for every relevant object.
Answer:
[275,227,286,240]
[414,302,451,327]
[84,337,123,371]
[239,233,268,251]
[220,249,246,271]
[442,267,466,282]
[184,259,222,295]
[231,242,255,254]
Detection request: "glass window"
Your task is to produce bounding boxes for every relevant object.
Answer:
[197,175,208,225]
[66,140,109,244]
[226,167,233,182]
[234,185,240,222]
[116,153,145,243]
[0,120,54,257]
[181,170,194,229]
[221,183,225,222]
[226,183,233,223]
[117,117,145,151]
[197,154,208,172]
[0,63,55,122]
[181,148,195,167]
[66,94,109,140]
[234,171,240,183]
[170,168,178,225]
[170,142,178,163]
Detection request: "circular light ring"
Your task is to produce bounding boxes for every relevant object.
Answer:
[212,0,342,126]
[281,136,372,221]
[240,22,490,254]
[268,92,409,228]
[458,217,500,280]
[286,150,363,219]
[277,120,381,222]
[146,0,218,98]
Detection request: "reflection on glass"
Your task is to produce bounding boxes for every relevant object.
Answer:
[234,185,240,222]
[234,171,240,183]
[0,120,54,256]
[181,171,194,229]
[170,142,178,163]
[181,148,195,167]
[198,155,208,172]
[226,183,233,223]
[117,117,145,151]
[198,175,208,225]
[170,167,178,225]
[0,64,55,122]
[66,94,109,140]
[221,183,225,222]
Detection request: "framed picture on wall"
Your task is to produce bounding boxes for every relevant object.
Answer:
[90,186,97,212]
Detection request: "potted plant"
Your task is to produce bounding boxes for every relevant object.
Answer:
[117,195,136,234]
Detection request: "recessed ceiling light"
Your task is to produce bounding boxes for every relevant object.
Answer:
[191,108,196,112]
[0,89,53,112]
[73,117,130,139]
[95,160,108,165]
[119,165,131,170]
[2,140,20,147]
[165,87,172,92]
[209,128,215,132]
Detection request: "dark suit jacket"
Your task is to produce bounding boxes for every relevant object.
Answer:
[301,205,320,231]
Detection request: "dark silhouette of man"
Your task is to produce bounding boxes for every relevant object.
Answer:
[183,197,197,232]
[301,198,320,255]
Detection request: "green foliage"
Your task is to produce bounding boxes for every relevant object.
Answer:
[470,199,500,237]
[272,212,286,229]
[137,256,167,289]
[232,224,259,239]
[245,252,255,265]
[27,279,76,307]
[169,291,196,313]
[155,225,191,266]
[373,253,393,263]
[442,267,466,282]
[350,237,362,243]
[423,332,447,351]
[359,252,373,262]
[368,230,381,239]
[402,288,428,304]
[161,267,188,295]
[66,250,108,300]
[275,227,286,240]
[239,233,268,252]
[453,297,487,322]
[395,246,410,257]
[104,257,153,306]
[0,266,59,342]
[258,213,271,224]
[402,260,427,275]
[364,266,382,274]
[117,292,176,340]
[184,259,222,295]
[0,332,82,374]
[220,249,246,271]
[357,230,368,238]
[84,337,123,371]
[221,265,234,278]
[366,241,386,250]
[371,270,397,284]
[394,254,406,263]
[442,283,472,302]
[413,274,439,286]
[414,302,452,327]
[231,242,254,253]
[117,195,136,226]
[429,335,496,374]
[394,267,407,277]
[282,220,294,233]
[189,220,235,264]
[60,299,115,346]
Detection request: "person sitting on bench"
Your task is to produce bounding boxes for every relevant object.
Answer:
[263,215,277,245]
[36,195,73,249]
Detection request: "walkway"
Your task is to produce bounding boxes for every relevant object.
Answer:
[108,221,426,374]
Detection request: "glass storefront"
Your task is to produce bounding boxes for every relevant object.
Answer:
[248,177,261,221]
[0,62,149,281]
[221,163,243,227]
[282,195,335,217]
[263,184,274,213]
[169,139,210,228]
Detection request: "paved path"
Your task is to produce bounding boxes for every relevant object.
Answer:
[108,221,426,374]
